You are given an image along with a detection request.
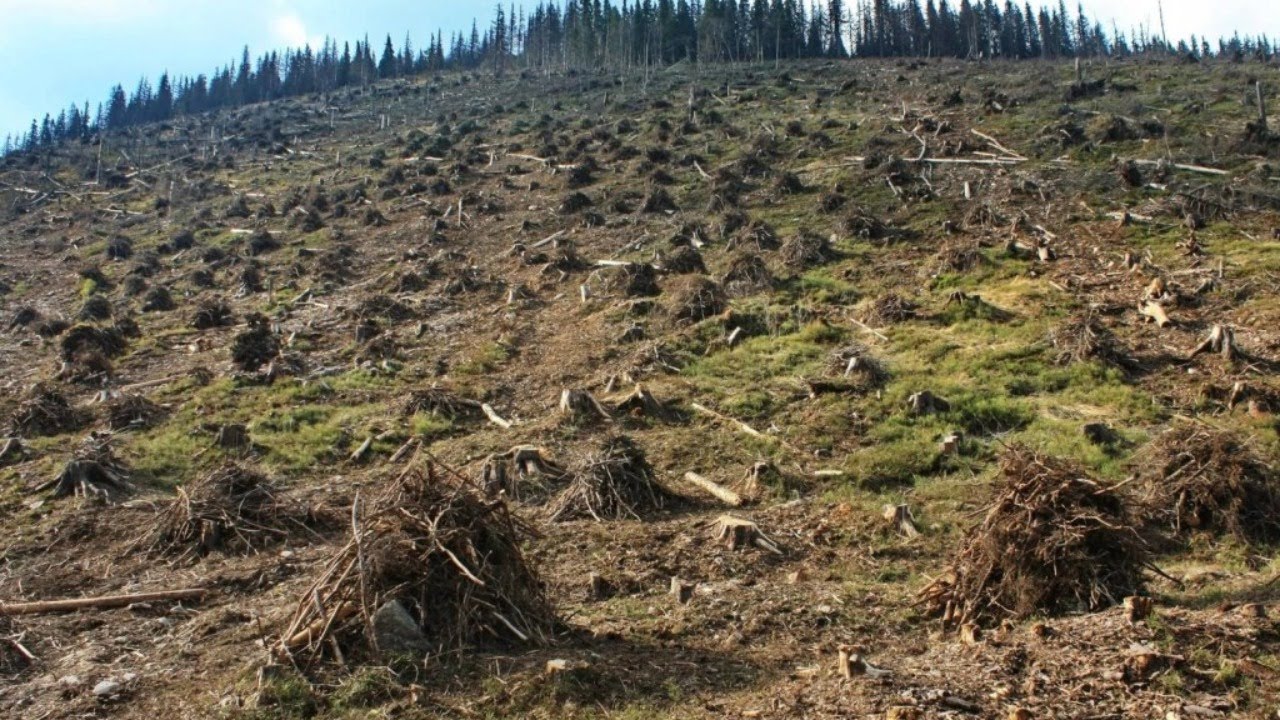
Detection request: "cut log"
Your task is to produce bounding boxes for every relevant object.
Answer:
[1189,324,1240,361]
[349,436,373,463]
[882,504,921,538]
[1138,300,1171,328]
[713,514,782,554]
[0,588,206,616]
[684,471,743,507]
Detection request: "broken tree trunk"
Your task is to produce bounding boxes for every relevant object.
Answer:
[713,514,782,554]
[882,504,921,538]
[1189,324,1240,361]
[0,588,207,616]
[684,471,743,507]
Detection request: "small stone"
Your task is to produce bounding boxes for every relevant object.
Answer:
[59,675,81,687]
[93,680,121,697]
[371,600,429,655]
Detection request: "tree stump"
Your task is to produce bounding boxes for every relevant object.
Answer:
[906,390,949,415]
[559,388,613,422]
[713,514,782,554]
[882,504,921,538]
[669,576,694,604]
[216,424,250,450]
[1123,595,1153,623]
[1189,324,1240,361]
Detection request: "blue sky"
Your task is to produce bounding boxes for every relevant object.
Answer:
[0,1,1274,140]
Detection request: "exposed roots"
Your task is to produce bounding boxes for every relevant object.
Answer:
[547,436,671,522]
[918,446,1147,625]
[276,464,554,664]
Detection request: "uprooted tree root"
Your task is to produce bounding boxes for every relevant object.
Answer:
[547,435,672,521]
[276,464,554,664]
[138,464,295,558]
[1135,426,1280,544]
[918,446,1148,625]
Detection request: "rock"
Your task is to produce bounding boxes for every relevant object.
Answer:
[93,679,121,697]
[59,675,81,688]
[371,599,429,655]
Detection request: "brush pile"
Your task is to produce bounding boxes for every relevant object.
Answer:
[547,435,671,521]
[721,253,773,297]
[867,293,918,324]
[230,313,279,372]
[277,464,553,664]
[400,387,484,421]
[140,464,289,558]
[1135,426,1280,543]
[918,446,1147,624]
[779,232,831,269]
[8,384,82,437]
[103,393,164,430]
[664,275,726,323]
[1049,313,1131,368]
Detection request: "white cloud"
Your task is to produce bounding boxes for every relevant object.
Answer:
[271,12,322,49]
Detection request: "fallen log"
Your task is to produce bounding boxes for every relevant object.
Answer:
[481,403,513,429]
[1,588,207,616]
[684,472,742,507]
[1138,300,1172,328]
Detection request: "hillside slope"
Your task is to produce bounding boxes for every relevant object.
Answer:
[1,58,1279,719]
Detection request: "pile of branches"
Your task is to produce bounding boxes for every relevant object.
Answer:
[8,384,82,437]
[1135,426,1280,543]
[276,465,553,664]
[665,275,726,323]
[919,446,1147,624]
[139,464,291,558]
[231,313,280,372]
[103,393,164,431]
[779,232,832,269]
[721,253,773,297]
[34,434,131,501]
[60,324,127,361]
[547,436,671,521]
[867,293,918,325]
[1049,312,1132,369]
[192,298,235,330]
[400,387,484,422]
[603,263,660,298]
